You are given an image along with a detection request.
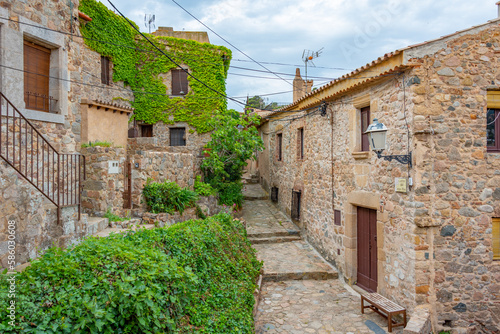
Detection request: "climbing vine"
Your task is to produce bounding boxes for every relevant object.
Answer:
[79,0,231,133]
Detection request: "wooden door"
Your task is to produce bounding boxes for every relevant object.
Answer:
[357,206,378,292]
[123,162,132,209]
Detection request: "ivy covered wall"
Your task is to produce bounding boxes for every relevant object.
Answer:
[79,0,232,133]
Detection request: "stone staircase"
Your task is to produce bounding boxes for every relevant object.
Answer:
[242,188,338,283]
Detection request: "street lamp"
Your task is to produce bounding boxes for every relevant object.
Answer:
[365,118,412,167]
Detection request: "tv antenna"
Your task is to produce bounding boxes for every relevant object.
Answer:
[144,14,156,33]
[302,47,324,82]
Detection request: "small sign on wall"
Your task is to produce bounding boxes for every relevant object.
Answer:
[395,178,407,193]
[108,161,119,174]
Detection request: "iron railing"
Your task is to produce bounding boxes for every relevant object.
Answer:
[25,91,58,113]
[0,92,85,222]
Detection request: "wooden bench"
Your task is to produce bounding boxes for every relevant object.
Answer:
[361,293,406,332]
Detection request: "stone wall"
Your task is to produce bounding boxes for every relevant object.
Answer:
[259,22,500,333]
[406,25,500,332]
[127,137,201,214]
[0,161,85,269]
[81,146,126,217]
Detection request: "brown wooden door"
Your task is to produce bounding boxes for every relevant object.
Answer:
[357,206,378,292]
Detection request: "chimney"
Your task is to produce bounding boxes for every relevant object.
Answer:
[497,1,500,18]
[292,68,314,103]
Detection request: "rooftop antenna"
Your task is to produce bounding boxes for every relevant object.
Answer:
[302,47,324,82]
[144,14,155,33]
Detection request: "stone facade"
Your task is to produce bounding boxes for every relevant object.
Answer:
[259,20,500,332]
[81,146,126,217]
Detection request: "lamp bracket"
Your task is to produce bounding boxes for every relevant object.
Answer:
[376,151,412,168]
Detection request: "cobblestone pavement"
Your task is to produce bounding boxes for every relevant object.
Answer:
[242,200,299,237]
[255,280,403,334]
[243,183,269,200]
[242,193,401,334]
[253,241,338,281]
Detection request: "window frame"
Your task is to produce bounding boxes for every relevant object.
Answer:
[277,133,283,161]
[170,127,186,146]
[298,127,304,160]
[493,218,500,261]
[360,106,370,152]
[101,56,110,85]
[171,69,188,96]
[487,108,500,152]
[24,41,51,113]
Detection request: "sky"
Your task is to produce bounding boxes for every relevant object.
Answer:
[101,0,499,111]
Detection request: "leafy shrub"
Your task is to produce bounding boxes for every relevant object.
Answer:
[0,213,262,333]
[193,175,216,197]
[142,179,198,214]
[217,181,244,209]
[103,208,130,222]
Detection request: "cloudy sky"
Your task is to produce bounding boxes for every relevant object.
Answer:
[103,0,498,111]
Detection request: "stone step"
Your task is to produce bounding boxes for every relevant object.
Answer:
[95,223,156,238]
[86,216,109,235]
[244,194,269,200]
[249,235,302,244]
[254,241,338,282]
[248,230,300,239]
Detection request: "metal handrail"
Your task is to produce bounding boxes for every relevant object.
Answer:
[0,92,85,222]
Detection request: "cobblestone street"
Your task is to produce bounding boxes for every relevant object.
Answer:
[242,187,403,334]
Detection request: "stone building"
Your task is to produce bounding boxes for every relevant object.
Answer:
[0,0,229,269]
[257,13,500,333]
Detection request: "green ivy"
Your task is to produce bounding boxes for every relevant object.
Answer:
[79,0,232,133]
[0,213,261,333]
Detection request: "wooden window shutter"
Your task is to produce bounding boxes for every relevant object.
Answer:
[361,106,370,152]
[171,69,188,95]
[101,56,110,85]
[493,218,500,260]
[24,41,51,112]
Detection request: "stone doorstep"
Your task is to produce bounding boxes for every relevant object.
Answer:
[243,195,269,201]
[247,230,300,239]
[262,270,339,282]
[249,235,302,244]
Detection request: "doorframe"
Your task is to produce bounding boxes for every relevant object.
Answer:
[343,191,386,292]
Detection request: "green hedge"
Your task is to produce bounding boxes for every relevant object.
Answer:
[0,213,261,333]
[142,180,198,214]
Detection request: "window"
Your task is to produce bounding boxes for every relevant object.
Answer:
[361,106,370,151]
[277,133,283,161]
[298,128,304,160]
[271,187,279,202]
[487,109,500,152]
[493,218,500,260]
[170,127,186,146]
[24,41,51,112]
[140,124,153,137]
[172,69,188,96]
[101,56,110,85]
[334,209,342,226]
[291,190,301,220]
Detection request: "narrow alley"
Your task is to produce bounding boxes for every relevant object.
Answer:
[242,184,403,334]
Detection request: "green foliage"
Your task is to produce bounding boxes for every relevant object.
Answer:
[0,213,262,333]
[247,95,281,110]
[202,110,264,184]
[79,0,232,133]
[142,179,198,214]
[103,208,130,222]
[217,182,244,209]
[81,140,113,148]
[194,175,216,197]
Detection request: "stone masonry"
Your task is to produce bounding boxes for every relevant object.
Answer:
[259,20,500,332]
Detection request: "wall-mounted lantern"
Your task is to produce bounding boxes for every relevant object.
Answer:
[365,118,412,167]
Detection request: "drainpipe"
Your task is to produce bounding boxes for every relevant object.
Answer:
[497,1,500,18]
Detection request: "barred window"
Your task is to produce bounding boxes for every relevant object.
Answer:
[101,56,110,85]
[170,127,186,146]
